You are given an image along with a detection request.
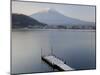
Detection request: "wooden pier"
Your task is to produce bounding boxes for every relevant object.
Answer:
[42,55,74,71]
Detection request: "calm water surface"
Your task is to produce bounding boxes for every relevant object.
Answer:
[12,29,96,74]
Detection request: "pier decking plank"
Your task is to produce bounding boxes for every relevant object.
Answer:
[42,55,74,71]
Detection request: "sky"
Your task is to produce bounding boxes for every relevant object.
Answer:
[12,1,96,22]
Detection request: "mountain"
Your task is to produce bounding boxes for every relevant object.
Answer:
[31,9,95,26]
[12,13,46,28]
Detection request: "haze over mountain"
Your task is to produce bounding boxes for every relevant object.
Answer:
[31,9,95,26]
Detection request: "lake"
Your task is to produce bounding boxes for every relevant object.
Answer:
[11,29,96,74]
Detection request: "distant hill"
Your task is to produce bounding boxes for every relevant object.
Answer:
[12,13,46,29]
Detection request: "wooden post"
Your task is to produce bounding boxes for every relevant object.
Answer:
[51,46,53,56]
[41,48,42,57]
[41,48,43,71]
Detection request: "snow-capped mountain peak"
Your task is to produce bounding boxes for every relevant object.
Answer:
[31,9,95,26]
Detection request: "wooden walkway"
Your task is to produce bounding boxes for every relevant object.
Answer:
[42,55,74,71]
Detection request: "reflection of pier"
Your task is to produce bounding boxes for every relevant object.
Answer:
[41,48,74,71]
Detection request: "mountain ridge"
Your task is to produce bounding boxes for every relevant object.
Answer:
[12,13,46,28]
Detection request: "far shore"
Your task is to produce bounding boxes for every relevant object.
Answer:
[12,28,96,32]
